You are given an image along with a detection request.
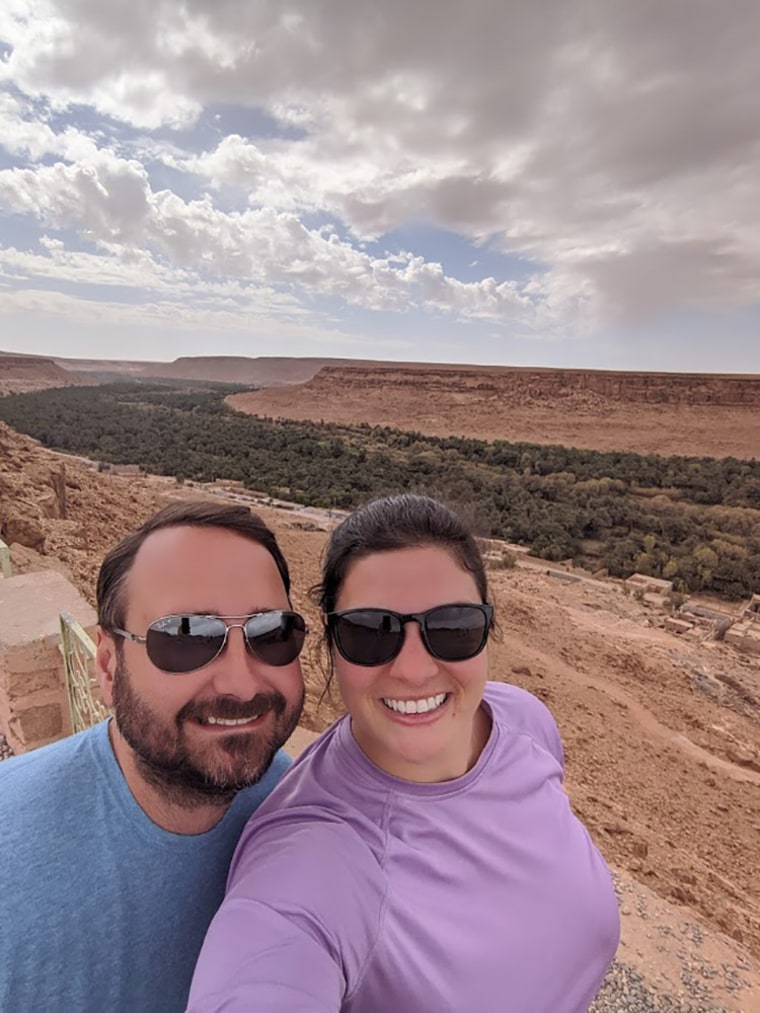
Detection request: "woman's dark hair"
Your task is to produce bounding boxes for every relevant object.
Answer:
[315,494,490,617]
[97,500,290,630]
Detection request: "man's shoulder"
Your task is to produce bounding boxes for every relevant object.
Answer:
[0,723,107,814]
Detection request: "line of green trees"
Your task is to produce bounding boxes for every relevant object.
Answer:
[1,382,759,599]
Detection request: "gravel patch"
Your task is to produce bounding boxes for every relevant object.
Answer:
[591,960,727,1012]
[588,869,759,1012]
[0,732,13,761]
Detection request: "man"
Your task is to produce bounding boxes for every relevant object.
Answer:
[0,501,306,1012]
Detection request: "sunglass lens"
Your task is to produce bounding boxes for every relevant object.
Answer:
[334,610,403,666]
[425,606,489,661]
[145,615,227,673]
[244,611,306,667]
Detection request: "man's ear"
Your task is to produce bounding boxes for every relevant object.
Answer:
[95,627,118,708]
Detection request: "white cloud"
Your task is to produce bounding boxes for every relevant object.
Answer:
[1,0,760,366]
[0,153,554,326]
[0,155,152,241]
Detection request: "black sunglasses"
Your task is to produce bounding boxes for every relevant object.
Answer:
[326,603,493,667]
[110,611,307,674]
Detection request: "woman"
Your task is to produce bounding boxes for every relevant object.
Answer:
[188,494,619,1012]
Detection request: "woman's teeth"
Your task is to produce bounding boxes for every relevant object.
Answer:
[382,693,448,715]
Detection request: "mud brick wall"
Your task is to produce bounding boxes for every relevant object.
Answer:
[0,570,96,753]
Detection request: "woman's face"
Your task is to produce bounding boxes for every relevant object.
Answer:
[331,545,490,783]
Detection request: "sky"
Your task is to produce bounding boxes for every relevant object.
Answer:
[0,0,759,373]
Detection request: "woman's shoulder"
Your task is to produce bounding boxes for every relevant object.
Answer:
[250,716,392,827]
[230,722,390,905]
[227,806,388,964]
[484,680,564,766]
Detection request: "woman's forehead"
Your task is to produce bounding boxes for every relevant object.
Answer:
[337,545,479,607]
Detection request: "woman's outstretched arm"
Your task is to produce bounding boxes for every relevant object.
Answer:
[187,816,386,1012]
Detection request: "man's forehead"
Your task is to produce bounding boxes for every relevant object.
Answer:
[132,523,268,563]
[125,524,284,606]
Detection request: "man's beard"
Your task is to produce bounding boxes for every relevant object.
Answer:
[111,655,304,809]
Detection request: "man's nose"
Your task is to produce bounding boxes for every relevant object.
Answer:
[206,624,268,697]
[388,621,438,681]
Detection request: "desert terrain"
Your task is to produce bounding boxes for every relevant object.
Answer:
[229,365,760,459]
[1,355,760,1010]
[6,350,759,461]
[0,354,96,396]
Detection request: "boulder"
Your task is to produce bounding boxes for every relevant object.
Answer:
[1,513,46,551]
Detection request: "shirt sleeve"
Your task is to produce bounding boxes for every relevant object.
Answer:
[187,815,385,1012]
[186,898,345,1012]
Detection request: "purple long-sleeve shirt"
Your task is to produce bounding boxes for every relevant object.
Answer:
[188,682,619,1012]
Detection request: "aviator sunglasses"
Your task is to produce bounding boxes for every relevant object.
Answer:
[110,610,307,673]
[326,603,493,667]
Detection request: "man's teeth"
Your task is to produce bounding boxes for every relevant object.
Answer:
[382,693,447,715]
[203,715,258,726]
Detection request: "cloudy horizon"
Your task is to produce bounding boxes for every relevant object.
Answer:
[1,1,759,373]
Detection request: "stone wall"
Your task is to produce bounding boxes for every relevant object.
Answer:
[0,570,96,754]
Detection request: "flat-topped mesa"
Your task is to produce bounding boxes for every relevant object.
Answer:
[0,355,93,395]
[311,365,760,406]
[1,354,61,374]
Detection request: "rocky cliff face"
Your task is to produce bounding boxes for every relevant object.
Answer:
[0,355,95,395]
[313,365,760,406]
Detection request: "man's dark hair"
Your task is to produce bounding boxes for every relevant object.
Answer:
[314,493,490,621]
[97,500,290,630]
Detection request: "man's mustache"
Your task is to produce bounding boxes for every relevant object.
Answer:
[179,691,288,724]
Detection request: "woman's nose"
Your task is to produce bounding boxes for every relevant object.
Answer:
[387,621,438,681]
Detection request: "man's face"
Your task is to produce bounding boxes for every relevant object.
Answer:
[98,524,304,801]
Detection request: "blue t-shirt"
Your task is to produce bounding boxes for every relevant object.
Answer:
[0,720,290,1013]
